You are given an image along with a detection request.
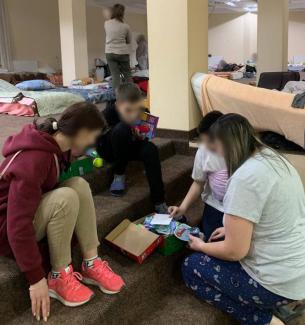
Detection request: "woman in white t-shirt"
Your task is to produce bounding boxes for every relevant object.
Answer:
[169,111,228,240]
[182,113,305,325]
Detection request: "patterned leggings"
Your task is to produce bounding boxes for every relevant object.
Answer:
[182,253,292,325]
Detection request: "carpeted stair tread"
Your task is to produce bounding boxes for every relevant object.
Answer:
[0,153,194,322]
[138,284,234,325]
[152,138,176,161]
[6,245,186,325]
[139,284,305,325]
[93,154,194,238]
[5,199,204,325]
[0,256,28,319]
[0,138,196,324]
[85,138,176,195]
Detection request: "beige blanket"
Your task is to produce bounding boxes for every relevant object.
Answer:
[201,74,305,148]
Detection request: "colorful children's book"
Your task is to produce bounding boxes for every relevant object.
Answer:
[133,112,159,140]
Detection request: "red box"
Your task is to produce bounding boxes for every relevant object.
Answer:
[105,219,163,264]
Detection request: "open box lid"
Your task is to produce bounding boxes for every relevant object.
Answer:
[105,219,160,257]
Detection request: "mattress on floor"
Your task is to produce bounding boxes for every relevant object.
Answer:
[44,86,115,104]
[191,72,208,109]
[191,73,305,149]
[0,90,83,117]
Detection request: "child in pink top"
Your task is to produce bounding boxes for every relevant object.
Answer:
[169,111,228,241]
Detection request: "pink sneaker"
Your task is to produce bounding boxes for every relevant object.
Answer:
[48,265,94,307]
[81,258,125,294]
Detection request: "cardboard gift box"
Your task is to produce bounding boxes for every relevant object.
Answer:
[105,219,163,264]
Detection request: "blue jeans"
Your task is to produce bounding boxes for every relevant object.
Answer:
[182,253,292,325]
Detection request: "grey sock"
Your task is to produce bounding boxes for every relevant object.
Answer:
[113,174,125,182]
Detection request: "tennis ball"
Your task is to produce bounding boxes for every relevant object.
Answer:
[93,158,103,168]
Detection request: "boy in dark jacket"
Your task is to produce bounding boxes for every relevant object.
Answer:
[97,83,167,213]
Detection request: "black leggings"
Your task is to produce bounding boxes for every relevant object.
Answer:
[97,122,165,204]
[201,203,224,241]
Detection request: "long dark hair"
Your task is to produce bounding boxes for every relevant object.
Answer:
[111,4,125,22]
[34,102,106,136]
[211,113,289,176]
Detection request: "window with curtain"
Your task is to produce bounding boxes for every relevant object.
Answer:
[0,0,12,71]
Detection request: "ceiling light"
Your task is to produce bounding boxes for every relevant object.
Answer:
[244,5,258,12]
[226,1,237,7]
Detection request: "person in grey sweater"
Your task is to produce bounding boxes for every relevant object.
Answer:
[136,34,149,70]
[105,4,132,90]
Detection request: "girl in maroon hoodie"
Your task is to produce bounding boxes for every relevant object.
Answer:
[0,103,124,322]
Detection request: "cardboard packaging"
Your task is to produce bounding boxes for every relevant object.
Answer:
[105,219,163,264]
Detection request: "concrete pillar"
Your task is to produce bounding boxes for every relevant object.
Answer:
[58,0,89,86]
[257,0,289,75]
[147,0,208,133]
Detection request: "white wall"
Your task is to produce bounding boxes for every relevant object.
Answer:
[208,12,257,64]
[6,0,61,71]
[5,0,305,72]
[5,0,148,72]
[209,11,305,65]
[289,12,305,62]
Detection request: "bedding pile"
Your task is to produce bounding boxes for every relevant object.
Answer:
[0,79,83,117]
[288,64,305,72]
[46,85,115,104]
[194,73,305,148]
[0,94,37,117]
[282,81,305,95]
[14,77,115,105]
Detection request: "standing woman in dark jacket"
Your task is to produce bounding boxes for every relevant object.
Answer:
[0,103,124,322]
[105,3,132,90]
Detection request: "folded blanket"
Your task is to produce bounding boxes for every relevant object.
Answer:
[0,102,35,116]
[201,74,305,148]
